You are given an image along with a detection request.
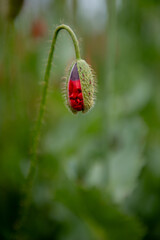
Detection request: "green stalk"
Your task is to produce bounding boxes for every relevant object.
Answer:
[106,0,117,124]
[15,24,81,239]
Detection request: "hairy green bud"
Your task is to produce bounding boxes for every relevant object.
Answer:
[65,59,96,114]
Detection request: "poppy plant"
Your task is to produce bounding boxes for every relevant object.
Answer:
[15,24,96,239]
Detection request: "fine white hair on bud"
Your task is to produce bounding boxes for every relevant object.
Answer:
[64,59,96,114]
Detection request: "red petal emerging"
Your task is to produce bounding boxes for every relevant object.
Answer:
[68,63,84,111]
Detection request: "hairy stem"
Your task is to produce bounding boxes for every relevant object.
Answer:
[15,24,81,238]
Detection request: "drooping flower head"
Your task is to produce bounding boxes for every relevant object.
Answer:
[65,59,96,114]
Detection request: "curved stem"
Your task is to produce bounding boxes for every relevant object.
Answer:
[15,24,81,238]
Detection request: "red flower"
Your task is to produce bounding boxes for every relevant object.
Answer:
[68,63,84,111]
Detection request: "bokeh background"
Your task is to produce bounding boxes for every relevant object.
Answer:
[0,0,160,239]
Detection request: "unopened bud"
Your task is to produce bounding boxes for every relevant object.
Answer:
[65,59,96,114]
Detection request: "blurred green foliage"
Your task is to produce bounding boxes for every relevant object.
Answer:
[0,0,160,239]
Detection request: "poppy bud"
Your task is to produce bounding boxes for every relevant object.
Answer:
[65,59,96,114]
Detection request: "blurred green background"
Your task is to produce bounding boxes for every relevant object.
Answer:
[0,0,160,239]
